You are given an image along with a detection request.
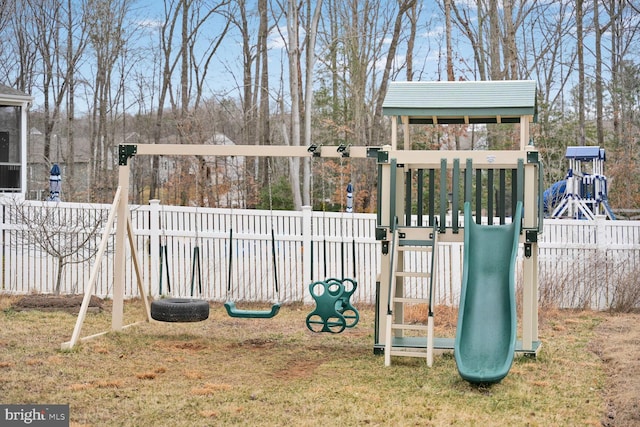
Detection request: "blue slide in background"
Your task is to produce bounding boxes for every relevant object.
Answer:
[454,201,523,384]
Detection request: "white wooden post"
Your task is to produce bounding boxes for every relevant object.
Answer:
[402,116,410,150]
[391,118,397,150]
[20,101,29,199]
[522,144,539,349]
[112,164,130,331]
[302,205,312,304]
[149,200,161,297]
[595,214,607,308]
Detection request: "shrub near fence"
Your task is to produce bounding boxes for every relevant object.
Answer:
[538,218,640,310]
[2,199,639,310]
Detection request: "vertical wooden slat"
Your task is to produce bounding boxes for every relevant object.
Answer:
[499,168,506,224]
[464,159,473,205]
[511,168,518,220]
[452,159,460,233]
[475,169,482,224]
[439,159,447,233]
[405,168,412,226]
[428,169,435,227]
[417,169,424,226]
[487,169,494,225]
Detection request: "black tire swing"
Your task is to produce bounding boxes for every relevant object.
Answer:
[224,158,281,319]
[151,298,209,322]
[151,168,209,323]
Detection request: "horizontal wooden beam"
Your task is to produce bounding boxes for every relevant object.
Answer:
[129,143,373,159]
[385,149,529,169]
[124,143,535,170]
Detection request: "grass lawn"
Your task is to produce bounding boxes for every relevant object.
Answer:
[0,297,610,426]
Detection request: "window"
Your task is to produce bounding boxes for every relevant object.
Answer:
[0,106,21,191]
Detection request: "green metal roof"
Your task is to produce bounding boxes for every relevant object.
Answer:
[382,80,537,124]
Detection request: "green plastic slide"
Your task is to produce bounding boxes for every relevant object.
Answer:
[454,201,523,384]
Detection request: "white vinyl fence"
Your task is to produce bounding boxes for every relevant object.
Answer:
[1,199,639,309]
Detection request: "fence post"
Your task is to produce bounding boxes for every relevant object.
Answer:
[595,214,608,308]
[149,200,161,298]
[302,205,312,304]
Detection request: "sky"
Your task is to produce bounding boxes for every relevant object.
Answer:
[46,0,623,116]
[127,0,454,110]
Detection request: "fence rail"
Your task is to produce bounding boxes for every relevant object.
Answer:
[2,199,639,309]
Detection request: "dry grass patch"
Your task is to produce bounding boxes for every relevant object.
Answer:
[0,298,637,426]
[68,380,124,391]
[198,409,220,419]
[183,370,204,379]
[135,367,166,380]
[592,312,640,427]
[191,382,232,395]
[135,372,157,380]
[67,383,92,391]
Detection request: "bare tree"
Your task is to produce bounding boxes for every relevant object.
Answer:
[257,0,272,195]
[27,0,69,165]
[371,0,417,147]
[302,0,323,207]
[451,0,537,80]
[525,1,576,112]
[228,0,268,206]
[0,0,14,36]
[285,0,303,210]
[607,0,640,149]
[525,1,579,183]
[444,0,454,81]
[1,0,37,91]
[575,0,586,145]
[149,0,231,201]
[11,200,107,294]
[85,0,132,200]
[63,0,88,200]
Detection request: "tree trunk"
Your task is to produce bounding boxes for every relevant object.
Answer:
[488,0,501,79]
[576,0,586,145]
[445,0,454,81]
[407,1,418,81]
[65,0,75,200]
[593,0,605,147]
[287,0,303,210]
[302,0,323,207]
[503,0,518,79]
[55,256,64,295]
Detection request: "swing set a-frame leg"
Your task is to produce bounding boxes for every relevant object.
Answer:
[61,182,151,350]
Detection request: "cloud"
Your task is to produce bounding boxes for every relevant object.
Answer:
[423,25,444,39]
[137,18,162,29]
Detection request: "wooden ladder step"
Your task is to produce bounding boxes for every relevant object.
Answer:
[398,245,434,252]
[388,349,428,358]
[391,297,429,304]
[395,271,432,278]
[390,323,429,331]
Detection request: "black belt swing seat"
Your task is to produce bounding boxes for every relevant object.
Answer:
[223,228,281,319]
